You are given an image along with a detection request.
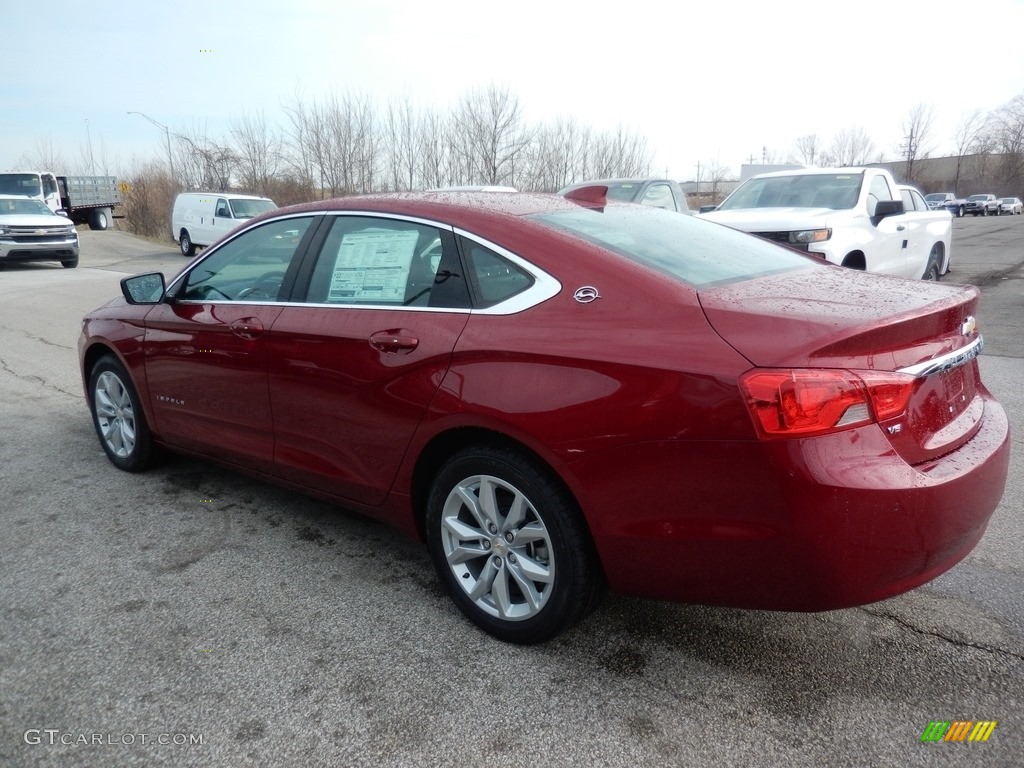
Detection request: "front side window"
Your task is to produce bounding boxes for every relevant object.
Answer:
[215,198,231,218]
[179,216,314,301]
[866,175,894,216]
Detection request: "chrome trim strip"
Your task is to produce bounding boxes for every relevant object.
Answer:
[168,211,562,316]
[453,226,561,315]
[897,335,984,377]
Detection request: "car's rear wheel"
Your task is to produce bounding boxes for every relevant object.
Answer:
[61,256,79,268]
[426,446,603,643]
[179,229,195,257]
[88,355,155,472]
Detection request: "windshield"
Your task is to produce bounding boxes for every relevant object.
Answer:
[531,204,811,288]
[0,173,43,197]
[968,195,988,201]
[1000,198,1015,203]
[717,173,863,211]
[229,198,276,219]
[0,198,54,215]
[924,194,945,201]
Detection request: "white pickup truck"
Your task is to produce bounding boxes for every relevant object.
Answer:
[698,167,952,280]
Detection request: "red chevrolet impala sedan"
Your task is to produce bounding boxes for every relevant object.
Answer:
[78,190,1010,643]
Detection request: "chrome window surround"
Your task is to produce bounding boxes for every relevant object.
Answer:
[897,335,983,377]
[167,211,561,315]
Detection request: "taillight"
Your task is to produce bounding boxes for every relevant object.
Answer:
[740,369,917,439]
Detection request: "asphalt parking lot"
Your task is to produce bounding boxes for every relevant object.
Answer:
[1,215,1022,767]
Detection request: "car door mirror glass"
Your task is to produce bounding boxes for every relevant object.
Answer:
[121,273,166,304]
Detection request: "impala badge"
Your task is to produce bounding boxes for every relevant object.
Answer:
[573,286,601,304]
[961,316,976,336]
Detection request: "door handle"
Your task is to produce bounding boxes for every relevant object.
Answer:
[230,317,264,340]
[896,225,906,231]
[369,329,419,354]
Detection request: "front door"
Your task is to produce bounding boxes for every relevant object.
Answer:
[143,215,317,471]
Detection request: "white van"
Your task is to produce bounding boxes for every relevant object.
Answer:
[171,192,276,256]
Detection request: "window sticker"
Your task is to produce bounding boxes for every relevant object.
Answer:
[328,230,418,302]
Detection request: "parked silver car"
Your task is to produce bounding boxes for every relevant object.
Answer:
[0,195,80,268]
[998,197,1023,215]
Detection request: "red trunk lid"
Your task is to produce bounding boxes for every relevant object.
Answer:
[699,267,985,465]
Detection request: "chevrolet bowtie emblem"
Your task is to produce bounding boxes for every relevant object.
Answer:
[961,316,977,336]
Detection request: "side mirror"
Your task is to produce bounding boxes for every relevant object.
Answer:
[120,273,166,305]
[698,205,718,214]
[56,209,69,217]
[873,199,904,218]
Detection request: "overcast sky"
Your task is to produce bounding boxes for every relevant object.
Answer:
[5,0,1024,182]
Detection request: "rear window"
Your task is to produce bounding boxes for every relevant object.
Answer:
[532,205,812,287]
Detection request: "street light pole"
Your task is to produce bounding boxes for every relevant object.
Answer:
[127,111,176,183]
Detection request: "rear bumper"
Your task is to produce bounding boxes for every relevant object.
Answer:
[569,392,1010,610]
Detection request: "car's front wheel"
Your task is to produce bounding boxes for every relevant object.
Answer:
[922,247,942,281]
[88,355,155,472]
[426,446,603,643]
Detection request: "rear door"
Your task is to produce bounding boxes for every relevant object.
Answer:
[267,214,472,505]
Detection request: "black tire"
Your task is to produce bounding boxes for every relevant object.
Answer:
[88,355,155,472]
[425,445,604,643]
[89,208,110,231]
[957,205,965,218]
[61,256,79,268]
[179,229,196,257]
[982,208,988,216]
[922,248,941,281]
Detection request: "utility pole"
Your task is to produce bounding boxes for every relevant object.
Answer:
[694,161,701,195]
[127,111,176,184]
[85,119,97,176]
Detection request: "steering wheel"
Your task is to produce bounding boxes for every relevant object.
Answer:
[237,272,284,301]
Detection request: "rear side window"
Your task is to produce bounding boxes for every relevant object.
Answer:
[306,216,469,308]
[460,238,534,306]
[532,205,811,288]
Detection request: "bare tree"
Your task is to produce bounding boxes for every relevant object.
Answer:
[415,108,451,190]
[824,127,875,167]
[454,85,532,185]
[990,92,1024,189]
[900,103,936,182]
[231,110,283,196]
[17,136,66,170]
[385,95,419,191]
[173,127,236,191]
[952,108,989,193]
[792,135,822,165]
[703,161,733,204]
